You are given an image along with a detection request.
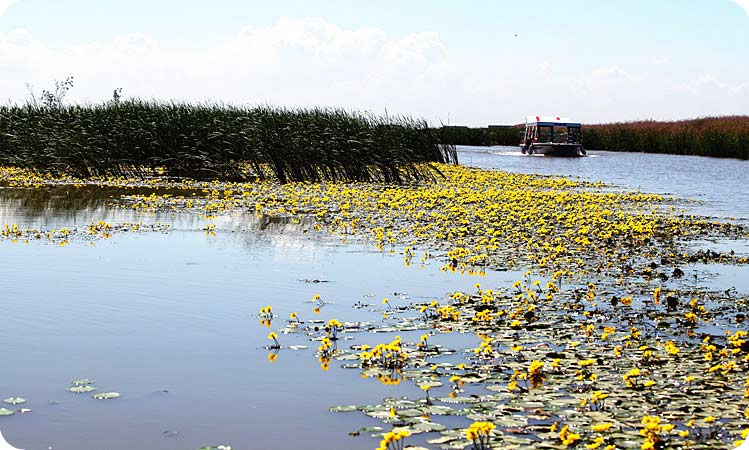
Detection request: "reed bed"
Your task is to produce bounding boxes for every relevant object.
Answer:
[438,117,749,160]
[438,125,520,147]
[584,116,749,159]
[0,101,457,183]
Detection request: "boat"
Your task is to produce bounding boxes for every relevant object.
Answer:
[520,116,586,156]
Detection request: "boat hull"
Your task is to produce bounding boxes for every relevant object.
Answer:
[520,143,586,157]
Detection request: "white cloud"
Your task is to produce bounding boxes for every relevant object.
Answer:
[0,16,747,125]
[0,17,456,120]
[731,0,749,15]
[0,0,18,17]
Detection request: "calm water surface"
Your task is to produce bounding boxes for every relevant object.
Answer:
[1,149,748,449]
[458,146,749,220]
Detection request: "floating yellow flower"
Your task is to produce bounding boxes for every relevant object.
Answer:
[592,423,613,433]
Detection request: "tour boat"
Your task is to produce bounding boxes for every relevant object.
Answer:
[520,116,586,156]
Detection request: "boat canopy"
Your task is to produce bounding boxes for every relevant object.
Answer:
[525,116,582,127]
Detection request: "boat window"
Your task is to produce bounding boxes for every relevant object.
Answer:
[538,126,552,142]
[567,126,581,144]
[552,126,568,143]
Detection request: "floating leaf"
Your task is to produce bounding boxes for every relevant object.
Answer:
[92,392,120,400]
[408,421,447,433]
[71,379,95,386]
[0,408,14,416]
[69,385,96,394]
[329,405,357,413]
[2,397,25,405]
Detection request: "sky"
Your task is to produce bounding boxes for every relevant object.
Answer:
[1,0,748,125]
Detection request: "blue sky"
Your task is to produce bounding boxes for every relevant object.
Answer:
[1,0,747,125]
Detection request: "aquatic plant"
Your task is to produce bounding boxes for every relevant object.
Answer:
[376,429,409,450]
[584,116,749,160]
[267,331,280,349]
[0,101,457,182]
[2,156,748,448]
[465,421,495,450]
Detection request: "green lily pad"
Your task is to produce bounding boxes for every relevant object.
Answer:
[422,405,455,415]
[198,446,232,450]
[409,421,447,433]
[92,392,120,400]
[2,397,26,405]
[0,408,14,416]
[397,408,424,418]
[427,435,460,445]
[71,379,95,386]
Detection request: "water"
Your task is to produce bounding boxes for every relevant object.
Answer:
[0,201,520,449]
[458,146,749,220]
[2,149,749,449]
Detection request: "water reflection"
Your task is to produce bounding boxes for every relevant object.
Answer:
[0,185,199,229]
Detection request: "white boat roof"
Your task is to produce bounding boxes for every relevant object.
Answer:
[525,116,581,126]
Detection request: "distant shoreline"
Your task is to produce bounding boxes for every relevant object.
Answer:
[438,116,749,160]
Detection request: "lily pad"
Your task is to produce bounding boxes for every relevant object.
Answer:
[69,385,96,393]
[0,408,14,416]
[92,392,120,400]
[2,397,26,405]
[198,446,232,450]
[409,421,447,433]
[329,405,357,412]
[71,379,95,386]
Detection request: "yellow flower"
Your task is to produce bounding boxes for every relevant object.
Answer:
[586,436,605,450]
[267,332,278,340]
[592,423,613,432]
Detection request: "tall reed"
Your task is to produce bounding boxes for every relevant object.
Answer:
[584,116,749,160]
[0,101,458,182]
[438,126,520,147]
